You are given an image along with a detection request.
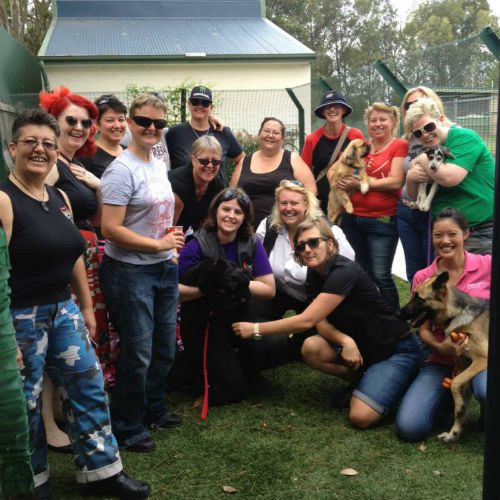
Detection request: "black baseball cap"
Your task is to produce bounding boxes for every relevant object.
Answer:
[189,86,213,103]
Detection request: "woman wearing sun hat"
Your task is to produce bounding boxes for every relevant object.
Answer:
[301,91,364,213]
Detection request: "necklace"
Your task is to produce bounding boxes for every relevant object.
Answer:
[11,172,50,212]
[190,124,210,139]
[59,152,74,164]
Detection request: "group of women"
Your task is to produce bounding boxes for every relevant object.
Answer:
[0,82,494,498]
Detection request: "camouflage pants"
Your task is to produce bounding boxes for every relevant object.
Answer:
[12,299,122,486]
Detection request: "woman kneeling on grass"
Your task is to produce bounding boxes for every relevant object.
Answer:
[233,218,424,428]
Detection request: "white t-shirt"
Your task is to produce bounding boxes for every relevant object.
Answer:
[256,218,355,302]
[101,149,175,264]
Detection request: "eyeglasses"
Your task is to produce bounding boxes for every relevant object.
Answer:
[131,116,167,130]
[190,99,211,108]
[65,116,93,129]
[279,179,305,188]
[412,121,437,139]
[404,100,418,111]
[15,139,58,151]
[220,188,250,207]
[295,237,328,254]
[196,157,222,166]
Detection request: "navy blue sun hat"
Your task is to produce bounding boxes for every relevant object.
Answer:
[314,91,353,118]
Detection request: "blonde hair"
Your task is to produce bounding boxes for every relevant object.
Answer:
[364,102,400,137]
[401,86,445,119]
[191,135,222,157]
[269,180,323,231]
[404,97,454,135]
[129,94,167,117]
[293,219,338,264]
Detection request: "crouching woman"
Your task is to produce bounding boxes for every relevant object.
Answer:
[233,218,424,428]
[178,187,275,406]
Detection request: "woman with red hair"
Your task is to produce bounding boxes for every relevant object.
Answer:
[39,86,114,448]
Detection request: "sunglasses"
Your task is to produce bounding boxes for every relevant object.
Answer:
[279,179,305,188]
[96,95,116,106]
[220,188,250,207]
[15,139,58,151]
[65,116,93,129]
[196,157,222,166]
[295,237,328,254]
[190,99,211,108]
[412,121,437,139]
[131,116,167,130]
[404,100,418,111]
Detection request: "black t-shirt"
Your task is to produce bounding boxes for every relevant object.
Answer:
[0,180,86,308]
[80,146,118,179]
[306,254,408,365]
[168,164,224,232]
[165,122,243,182]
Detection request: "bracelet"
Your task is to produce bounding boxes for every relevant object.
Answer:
[253,323,262,341]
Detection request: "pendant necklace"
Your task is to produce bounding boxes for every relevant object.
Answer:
[11,172,50,212]
[190,123,210,139]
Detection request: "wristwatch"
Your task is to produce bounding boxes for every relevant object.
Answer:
[253,323,262,341]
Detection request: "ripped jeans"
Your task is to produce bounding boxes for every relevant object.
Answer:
[12,299,122,486]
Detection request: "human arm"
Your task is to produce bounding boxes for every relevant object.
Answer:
[233,292,344,338]
[0,192,14,243]
[229,157,243,187]
[249,273,275,299]
[291,153,317,194]
[418,321,469,357]
[316,319,363,370]
[71,256,96,338]
[208,114,224,132]
[367,155,404,191]
[416,152,468,188]
[101,204,183,252]
[173,193,184,225]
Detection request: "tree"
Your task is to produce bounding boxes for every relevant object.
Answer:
[0,0,52,55]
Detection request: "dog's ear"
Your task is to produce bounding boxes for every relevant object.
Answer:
[440,146,455,160]
[345,145,357,161]
[433,271,450,290]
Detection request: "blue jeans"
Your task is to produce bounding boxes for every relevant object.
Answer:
[341,213,400,310]
[465,222,493,255]
[353,335,424,415]
[395,361,487,442]
[396,201,433,283]
[12,300,122,486]
[100,256,178,447]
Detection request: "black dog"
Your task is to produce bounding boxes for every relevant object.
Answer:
[181,259,251,318]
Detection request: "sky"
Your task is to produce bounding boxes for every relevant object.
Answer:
[391,0,500,24]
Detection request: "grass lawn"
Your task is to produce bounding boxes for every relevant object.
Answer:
[48,277,485,499]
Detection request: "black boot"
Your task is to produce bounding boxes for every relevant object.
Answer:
[84,472,150,499]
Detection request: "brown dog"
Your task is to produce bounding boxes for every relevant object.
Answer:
[400,271,489,443]
[327,139,371,223]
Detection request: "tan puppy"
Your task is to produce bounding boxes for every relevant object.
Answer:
[327,139,371,223]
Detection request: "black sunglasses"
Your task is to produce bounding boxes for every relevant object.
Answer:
[65,116,93,129]
[413,121,437,139]
[15,139,58,151]
[220,188,250,207]
[196,157,222,167]
[96,95,115,106]
[404,100,418,111]
[190,98,211,108]
[131,116,167,130]
[295,237,328,254]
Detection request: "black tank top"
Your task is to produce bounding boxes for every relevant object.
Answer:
[0,180,86,308]
[55,159,98,227]
[238,149,294,227]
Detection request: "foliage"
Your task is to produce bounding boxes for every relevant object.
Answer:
[0,0,52,55]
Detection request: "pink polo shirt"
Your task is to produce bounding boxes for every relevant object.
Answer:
[412,251,491,365]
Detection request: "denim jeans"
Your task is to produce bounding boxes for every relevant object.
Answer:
[395,361,487,442]
[341,213,400,310]
[465,223,493,255]
[100,256,178,447]
[396,201,433,283]
[12,300,122,486]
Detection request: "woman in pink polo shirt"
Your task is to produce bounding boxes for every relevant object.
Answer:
[396,207,490,441]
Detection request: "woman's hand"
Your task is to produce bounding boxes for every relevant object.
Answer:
[70,164,101,191]
[232,322,255,339]
[337,175,360,193]
[157,229,185,252]
[437,334,470,357]
[340,339,363,370]
[406,162,432,184]
[80,305,97,339]
[16,345,23,368]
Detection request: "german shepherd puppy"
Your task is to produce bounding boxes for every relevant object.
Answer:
[327,139,371,223]
[400,271,488,443]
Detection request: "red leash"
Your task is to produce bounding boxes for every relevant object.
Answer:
[200,313,213,420]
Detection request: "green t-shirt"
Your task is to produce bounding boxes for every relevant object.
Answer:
[432,126,494,227]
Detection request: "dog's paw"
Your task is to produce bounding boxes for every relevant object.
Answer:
[437,431,459,443]
[360,182,369,194]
